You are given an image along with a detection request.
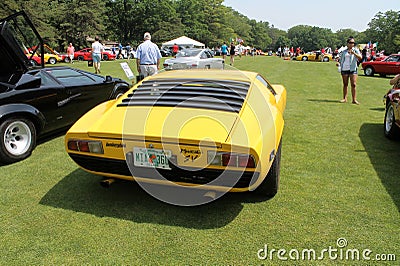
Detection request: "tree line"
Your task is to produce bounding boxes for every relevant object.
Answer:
[1,0,399,54]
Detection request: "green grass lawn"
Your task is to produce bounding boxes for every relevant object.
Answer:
[0,56,399,265]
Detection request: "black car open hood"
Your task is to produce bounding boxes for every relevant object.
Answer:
[0,11,44,78]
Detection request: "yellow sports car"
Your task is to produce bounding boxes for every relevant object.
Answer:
[65,70,286,204]
[296,52,332,62]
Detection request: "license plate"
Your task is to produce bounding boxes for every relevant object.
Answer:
[133,147,172,170]
[174,63,188,69]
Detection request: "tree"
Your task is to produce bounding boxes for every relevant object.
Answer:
[365,10,400,54]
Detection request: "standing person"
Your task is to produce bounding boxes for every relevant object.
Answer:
[92,36,103,74]
[66,43,75,63]
[238,42,243,58]
[229,42,236,65]
[221,42,228,60]
[172,43,179,56]
[338,37,362,104]
[136,32,162,78]
[361,46,368,62]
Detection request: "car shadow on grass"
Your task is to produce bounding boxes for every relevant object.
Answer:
[39,169,273,229]
[359,123,400,211]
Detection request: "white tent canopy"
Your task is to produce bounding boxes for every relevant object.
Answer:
[162,36,205,49]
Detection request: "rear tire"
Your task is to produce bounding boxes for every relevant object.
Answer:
[384,104,399,139]
[0,117,37,164]
[302,56,308,61]
[364,66,374,76]
[48,57,57,64]
[255,140,282,197]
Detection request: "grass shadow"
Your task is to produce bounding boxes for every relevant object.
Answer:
[369,107,385,112]
[308,99,342,104]
[359,123,400,211]
[40,169,273,229]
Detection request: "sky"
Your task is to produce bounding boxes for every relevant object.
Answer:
[222,0,399,32]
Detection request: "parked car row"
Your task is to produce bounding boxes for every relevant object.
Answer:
[73,48,117,61]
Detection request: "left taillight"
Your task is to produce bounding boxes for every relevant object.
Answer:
[67,140,104,154]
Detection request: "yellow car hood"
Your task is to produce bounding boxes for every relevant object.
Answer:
[87,105,238,145]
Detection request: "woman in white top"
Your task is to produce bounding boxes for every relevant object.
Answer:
[338,37,362,104]
[92,36,104,74]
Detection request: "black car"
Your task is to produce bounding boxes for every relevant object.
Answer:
[160,47,172,57]
[0,11,130,163]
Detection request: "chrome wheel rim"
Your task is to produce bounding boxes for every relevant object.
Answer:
[4,121,31,156]
[385,106,394,133]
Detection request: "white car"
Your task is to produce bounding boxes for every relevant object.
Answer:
[163,48,224,70]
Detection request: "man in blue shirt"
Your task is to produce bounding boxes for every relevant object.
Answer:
[136,32,162,77]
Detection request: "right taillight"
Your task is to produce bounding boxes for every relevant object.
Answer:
[208,152,256,168]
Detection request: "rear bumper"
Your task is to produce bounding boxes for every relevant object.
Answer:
[69,153,260,192]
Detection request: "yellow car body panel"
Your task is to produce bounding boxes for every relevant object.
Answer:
[296,53,333,62]
[65,69,286,193]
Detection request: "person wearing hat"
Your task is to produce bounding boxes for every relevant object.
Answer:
[136,32,162,78]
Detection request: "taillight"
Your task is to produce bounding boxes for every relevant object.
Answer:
[67,140,103,154]
[208,151,256,168]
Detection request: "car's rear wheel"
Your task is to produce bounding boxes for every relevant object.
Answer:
[302,56,308,61]
[255,140,282,197]
[48,57,57,64]
[384,104,399,139]
[77,56,84,61]
[0,117,37,164]
[64,57,70,63]
[364,66,374,76]
[111,88,127,99]
[103,54,109,61]
[323,57,329,62]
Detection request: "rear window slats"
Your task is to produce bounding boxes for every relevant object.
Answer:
[118,78,250,113]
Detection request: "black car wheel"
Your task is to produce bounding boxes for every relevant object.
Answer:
[48,57,57,64]
[77,56,84,61]
[0,117,37,163]
[112,88,127,99]
[384,104,399,139]
[103,54,109,61]
[255,140,282,197]
[302,56,308,61]
[323,57,329,62]
[364,66,375,76]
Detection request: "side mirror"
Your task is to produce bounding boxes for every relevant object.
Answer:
[105,75,112,82]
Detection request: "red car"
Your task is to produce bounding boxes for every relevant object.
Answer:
[362,54,400,77]
[74,48,116,61]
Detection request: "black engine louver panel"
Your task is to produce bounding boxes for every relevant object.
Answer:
[117,78,250,113]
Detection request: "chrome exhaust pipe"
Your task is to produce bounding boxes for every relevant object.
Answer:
[100,178,116,188]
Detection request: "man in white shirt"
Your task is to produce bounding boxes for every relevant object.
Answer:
[136,32,162,78]
[92,36,104,74]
